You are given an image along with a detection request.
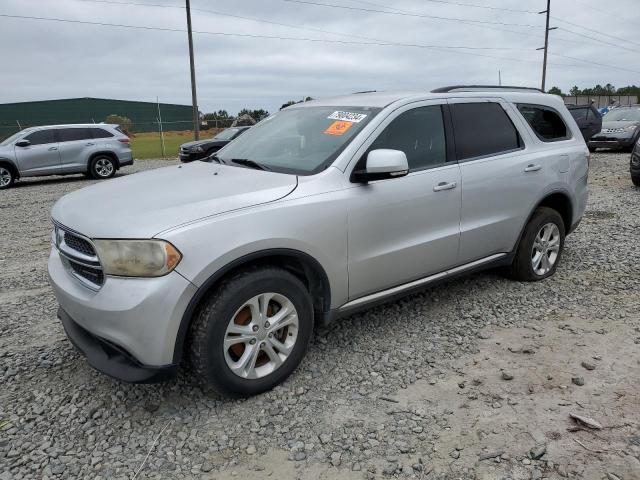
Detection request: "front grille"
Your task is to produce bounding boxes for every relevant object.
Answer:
[69,261,105,286]
[54,224,105,289]
[64,232,96,257]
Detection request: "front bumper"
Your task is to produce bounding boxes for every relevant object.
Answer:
[588,136,636,149]
[48,247,198,377]
[58,307,177,383]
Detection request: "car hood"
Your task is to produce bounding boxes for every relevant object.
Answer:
[51,162,298,238]
[601,120,639,129]
[181,139,226,149]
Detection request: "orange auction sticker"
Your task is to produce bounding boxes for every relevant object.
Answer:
[324,120,353,136]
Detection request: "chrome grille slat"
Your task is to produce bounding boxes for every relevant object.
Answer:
[53,223,105,289]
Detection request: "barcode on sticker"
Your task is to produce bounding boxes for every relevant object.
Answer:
[328,111,367,123]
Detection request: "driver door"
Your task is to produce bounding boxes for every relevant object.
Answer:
[14,128,61,176]
[345,102,461,301]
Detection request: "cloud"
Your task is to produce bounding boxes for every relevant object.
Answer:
[1,0,638,116]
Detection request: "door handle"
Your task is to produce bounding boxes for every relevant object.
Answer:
[524,164,542,172]
[48,146,58,151]
[433,181,457,192]
[86,142,95,146]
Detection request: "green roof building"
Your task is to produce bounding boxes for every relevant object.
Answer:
[0,97,193,138]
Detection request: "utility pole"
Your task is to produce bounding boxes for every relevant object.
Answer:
[185,0,200,140]
[537,0,557,92]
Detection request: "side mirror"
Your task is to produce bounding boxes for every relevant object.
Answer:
[15,139,31,147]
[352,149,409,183]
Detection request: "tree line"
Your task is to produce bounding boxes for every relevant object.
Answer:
[202,97,315,124]
[548,84,640,97]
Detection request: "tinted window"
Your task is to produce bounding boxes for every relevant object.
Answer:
[451,103,522,160]
[368,106,447,170]
[59,128,93,142]
[24,129,56,146]
[569,107,588,122]
[91,128,114,139]
[517,104,570,141]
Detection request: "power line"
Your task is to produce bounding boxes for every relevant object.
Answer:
[0,12,552,69]
[68,0,533,50]
[552,16,640,48]
[550,53,640,75]
[346,0,537,15]
[282,0,542,28]
[555,27,640,55]
[1,12,637,74]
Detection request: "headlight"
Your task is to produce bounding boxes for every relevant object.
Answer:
[93,239,182,277]
[624,125,638,132]
[192,145,204,153]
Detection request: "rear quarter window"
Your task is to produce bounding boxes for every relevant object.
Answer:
[517,104,571,142]
[91,128,114,139]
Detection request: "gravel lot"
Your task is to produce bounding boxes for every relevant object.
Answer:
[1,153,639,480]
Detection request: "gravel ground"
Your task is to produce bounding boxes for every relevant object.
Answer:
[1,154,639,480]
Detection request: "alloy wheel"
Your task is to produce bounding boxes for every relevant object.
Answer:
[95,158,114,177]
[224,292,299,379]
[531,222,560,276]
[0,167,12,187]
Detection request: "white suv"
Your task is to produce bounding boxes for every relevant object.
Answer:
[48,86,588,396]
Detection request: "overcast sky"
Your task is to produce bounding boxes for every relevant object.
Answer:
[1,0,639,115]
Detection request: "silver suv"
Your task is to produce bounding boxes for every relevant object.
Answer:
[48,87,589,396]
[0,124,133,189]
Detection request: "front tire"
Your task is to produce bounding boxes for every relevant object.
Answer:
[632,175,640,187]
[90,155,116,179]
[508,207,565,281]
[188,267,313,397]
[0,166,15,189]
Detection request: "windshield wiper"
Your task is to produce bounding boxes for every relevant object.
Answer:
[207,153,225,164]
[230,158,269,171]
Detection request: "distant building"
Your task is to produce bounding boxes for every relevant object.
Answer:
[0,97,193,138]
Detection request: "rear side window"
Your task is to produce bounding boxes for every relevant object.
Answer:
[368,105,447,170]
[24,129,55,146]
[569,107,588,121]
[450,103,522,160]
[91,128,114,139]
[517,104,570,142]
[59,128,93,142]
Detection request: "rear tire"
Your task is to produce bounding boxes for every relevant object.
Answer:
[632,175,640,187]
[508,207,565,282]
[188,267,313,397]
[90,155,116,179]
[0,165,15,189]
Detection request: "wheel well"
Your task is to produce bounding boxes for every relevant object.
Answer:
[89,151,119,170]
[0,160,18,179]
[173,250,331,363]
[537,192,572,230]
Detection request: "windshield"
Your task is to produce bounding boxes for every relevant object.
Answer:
[214,128,242,141]
[0,130,28,146]
[217,106,380,175]
[604,107,640,122]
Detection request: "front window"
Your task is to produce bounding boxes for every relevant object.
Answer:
[216,106,380,175]
[604,107,640,122]
[0,130,30,146]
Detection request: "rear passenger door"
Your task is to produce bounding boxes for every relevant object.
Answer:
[449,98,550,264]
[58,127,97,172]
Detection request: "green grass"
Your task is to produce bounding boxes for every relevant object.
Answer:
[131,131,217,160]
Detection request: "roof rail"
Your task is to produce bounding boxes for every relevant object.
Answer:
[431,85,543,93]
